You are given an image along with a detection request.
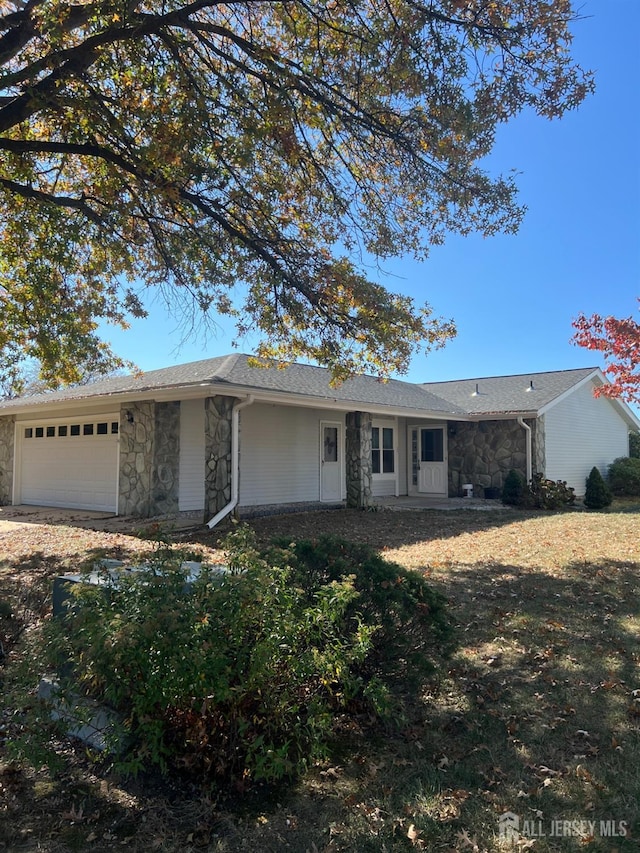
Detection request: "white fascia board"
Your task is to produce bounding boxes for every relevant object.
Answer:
[466,411,538,422]
[537,369,640,430]
[537,369,602,416]
[2,382,467,423]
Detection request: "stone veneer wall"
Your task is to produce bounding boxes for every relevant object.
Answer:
[345,411,373,508]
[446,418,540,497]
[118,402,155,517]
[533,414,545,475]
[204,395,237,518]
[152,401,180,516]
[0,416,15,505]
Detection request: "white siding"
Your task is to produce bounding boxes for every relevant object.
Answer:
[239,403,344,506]
[179,399,205,511]
[544,380,630,495]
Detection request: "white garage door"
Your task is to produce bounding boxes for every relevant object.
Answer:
[19,416,119,512]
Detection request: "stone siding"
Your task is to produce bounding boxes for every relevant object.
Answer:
[118,402,155,517]
[0,416,15,505]
[446,418,539,497]
[204,395,236,518]
[152,402,180,515]
[345,411,373,508]
[533,414,545,475]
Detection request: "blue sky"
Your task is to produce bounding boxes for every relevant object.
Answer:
[101,0,639,387]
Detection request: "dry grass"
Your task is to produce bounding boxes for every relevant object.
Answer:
[1,504,639,851]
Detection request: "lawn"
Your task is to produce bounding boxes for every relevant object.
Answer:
[1,504,638,852]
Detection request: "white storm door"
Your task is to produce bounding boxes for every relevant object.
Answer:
[320,421,342,501]
[418,427,447,495]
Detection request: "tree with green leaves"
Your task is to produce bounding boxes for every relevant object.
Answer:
[1,0,593,387]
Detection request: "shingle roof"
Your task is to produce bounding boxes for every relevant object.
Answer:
[420,367,599,415]
[0,353,465,415]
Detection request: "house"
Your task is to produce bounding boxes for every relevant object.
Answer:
[0,355,637,522]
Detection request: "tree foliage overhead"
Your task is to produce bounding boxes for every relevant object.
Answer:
[572,299,640,404]
[0,0,593,386]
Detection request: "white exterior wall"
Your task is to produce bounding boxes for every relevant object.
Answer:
[397,417,408,495]
[239,403,345,506]
[544,381,630,495]
[179,398,205,511]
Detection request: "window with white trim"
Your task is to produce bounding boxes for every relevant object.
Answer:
[371,425,394,474]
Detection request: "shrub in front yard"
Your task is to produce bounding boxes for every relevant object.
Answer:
[528,473,576,509]
[584,466,612,509]
[265,535,454,687]
[45,526,452,783]
[501,469,527,506]
[608,456,640,496]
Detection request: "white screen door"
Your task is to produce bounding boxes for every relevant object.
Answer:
[320,421,342,501]
[418,427,447,495]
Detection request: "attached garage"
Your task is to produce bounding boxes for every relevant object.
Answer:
[17,415,120,512]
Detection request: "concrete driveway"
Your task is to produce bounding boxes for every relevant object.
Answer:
[0,505,204,534]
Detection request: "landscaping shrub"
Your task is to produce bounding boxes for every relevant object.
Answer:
[501,470,576,509]
[584,466,612,509]
[528,473,576,509]
[501,469,527,506]
[630,431,640,459]
[45,526,452,783]
[608,456,640,496]
[264,535,454,687]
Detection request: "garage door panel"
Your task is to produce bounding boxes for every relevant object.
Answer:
[20,421,119,512]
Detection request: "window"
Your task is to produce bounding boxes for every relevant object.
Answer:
[372,426,394,474]
[46,426,55,437]
[35,427,44,438]
[97,422,108,435]
[70,425,80,436]
[58,426,67,437]
[24,428,33,439]
[83,423,94,436]
[421,428,444,462]
[111,422,119,434]
[323,426,338,463]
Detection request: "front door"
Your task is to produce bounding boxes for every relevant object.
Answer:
[320,421,342,501]
[418,427,447,495]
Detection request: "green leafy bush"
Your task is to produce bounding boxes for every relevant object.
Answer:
[608,456,640,496]
[45,527,452,783]
[264,535,454,687]
[501,469,527,506]
[528,473,576,510]
[501,470,576,509]
[584,466,612,509]
[630,432,640,459]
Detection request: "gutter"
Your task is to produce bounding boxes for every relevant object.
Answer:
[206,395,254,529]
[517,417,533,482]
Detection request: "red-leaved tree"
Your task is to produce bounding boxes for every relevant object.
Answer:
[572,299,640,404]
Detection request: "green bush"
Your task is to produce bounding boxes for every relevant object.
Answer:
[630,432,640,459]
[584,466,612,509]
[45,526,452,783]
[265,535,454,687]
[528,473,576,510]
[608,456,640,496]
[501,470,576,509]
[502,469,527,506]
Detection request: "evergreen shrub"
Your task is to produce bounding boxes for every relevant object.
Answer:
[584,466,612,509]
[502,469,527,506]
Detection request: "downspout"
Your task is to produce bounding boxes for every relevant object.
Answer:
[517,417,533,483]
[206,395,254,529]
